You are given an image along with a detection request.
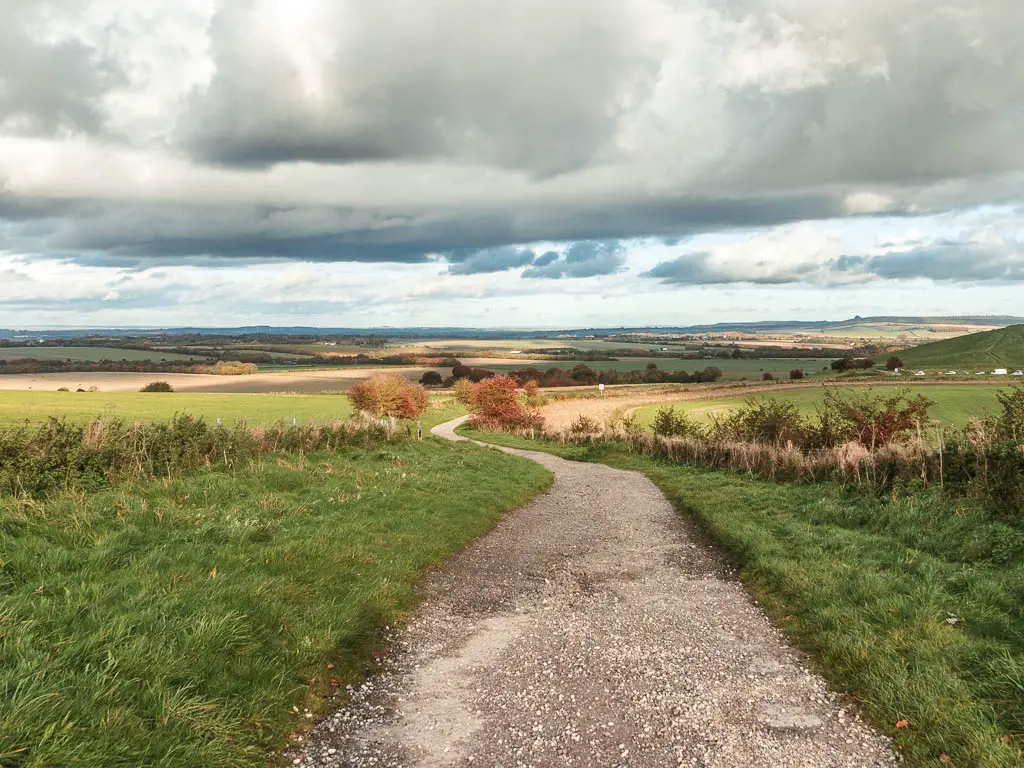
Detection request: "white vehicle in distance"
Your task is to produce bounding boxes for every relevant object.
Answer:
[993,368,1008,375]
[915,370,926,376]
[1014,370,1024,376]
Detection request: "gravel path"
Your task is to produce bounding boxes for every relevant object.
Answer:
[291,416,897,768]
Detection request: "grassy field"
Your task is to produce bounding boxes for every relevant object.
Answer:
[899,325,1024,371]
[0,433,550,767]
[463,428,1024,768]
[631,384,1011,429]
[0,347,200,362]
[0,391,356,426]
[486,357,834,380]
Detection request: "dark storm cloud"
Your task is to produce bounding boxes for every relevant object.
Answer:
[0,191,851,270]
[445,247,536,275]
[522,241,626,279]
[0,1,122,137]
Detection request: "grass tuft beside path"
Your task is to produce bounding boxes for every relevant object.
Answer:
[462,427,1024,768]
[0,436,550,767]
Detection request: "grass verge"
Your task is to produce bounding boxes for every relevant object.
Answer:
[0,437,550,767]
[461,426,1024,767]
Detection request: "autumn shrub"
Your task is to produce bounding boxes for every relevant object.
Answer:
[568,414,601,437]
[452,377,476,405]
[818,388,932,448]
[465,376,544,432]
[347,373,429,420]
[140,381,174,392]
[193,360,260,375]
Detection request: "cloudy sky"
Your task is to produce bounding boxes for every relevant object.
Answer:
[1,0,1022,328]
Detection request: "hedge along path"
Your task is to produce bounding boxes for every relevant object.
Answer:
[292,416,896,767]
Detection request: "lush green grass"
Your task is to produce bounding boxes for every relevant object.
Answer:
[0,437,551,767]
[0,391,354,427]
[0,347,200,362]
[632,384,1011,429]
[462,428,1024,767]
[899,325,1024,371]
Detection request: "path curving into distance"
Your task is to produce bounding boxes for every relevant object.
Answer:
[293,416,896,767]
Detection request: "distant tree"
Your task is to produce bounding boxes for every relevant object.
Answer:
[419,370,443,387]
[466,367,494,383]
[789,369,805,380]
[762,372,774,381]
[570,364,597,385]
[451,364,472,380]
[140,381,173,392]
[731,347,744,359]
[885,356,904,371]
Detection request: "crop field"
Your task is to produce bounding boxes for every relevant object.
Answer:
[0,346,200,362]
[486,357,834,379]
[631,384,1011,428]
[0,391,355,426]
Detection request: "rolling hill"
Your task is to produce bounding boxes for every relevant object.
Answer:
[897,324,1024,370]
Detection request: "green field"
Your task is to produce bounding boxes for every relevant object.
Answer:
[0,435,551,766]
[0,346,200,362]
[464,428,1024,768]
[0,391,354,426]
[486,357,833,379]
[632,384,1010,428]
[899,325,1024,371]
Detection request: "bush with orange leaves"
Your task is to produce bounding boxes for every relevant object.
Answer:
[348,373,429,420]
[465,376,544,432]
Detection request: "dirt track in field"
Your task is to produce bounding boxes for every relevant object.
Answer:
[289,416,896,768]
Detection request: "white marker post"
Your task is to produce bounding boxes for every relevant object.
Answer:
[598,383,605,396]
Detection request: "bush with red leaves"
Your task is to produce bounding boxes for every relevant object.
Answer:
[348,373,428,420]
[465,375,544,431]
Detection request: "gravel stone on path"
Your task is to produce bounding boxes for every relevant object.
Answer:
[288,416,897,768]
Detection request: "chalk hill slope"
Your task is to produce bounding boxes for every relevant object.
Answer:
[899,324,1024,370]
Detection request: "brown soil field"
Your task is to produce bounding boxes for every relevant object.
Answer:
[0,358,546,394]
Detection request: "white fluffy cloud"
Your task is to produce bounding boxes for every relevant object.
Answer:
[2,0,1024,324]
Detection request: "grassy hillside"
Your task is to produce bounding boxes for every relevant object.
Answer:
[0,437,549,766]
[899,325,1024,370]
